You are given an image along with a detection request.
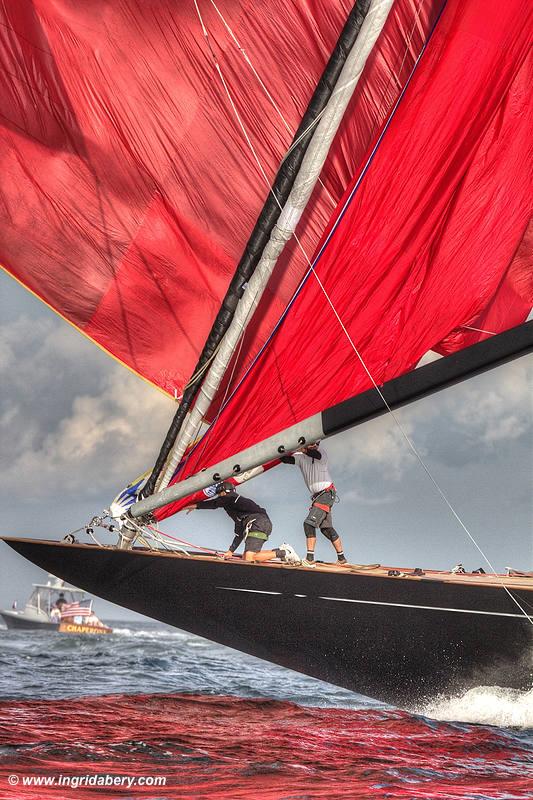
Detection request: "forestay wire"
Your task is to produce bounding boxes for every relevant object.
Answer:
[192,1,532,622]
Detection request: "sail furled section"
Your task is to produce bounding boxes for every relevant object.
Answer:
[153,0,398,493]
[0,0,440,397]
[155,0,532,519]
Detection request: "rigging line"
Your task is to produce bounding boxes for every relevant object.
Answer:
[188,0,431,450]
[142,528,190,555]
[208,0,292,135]
[207,0,337,208]
[191,317,248,467]
[304,266,533,625]
[173,304,250,481]
[147,525,219,554]
[123,516,171,552]
[182,337,224,391]
[461,325,498,336]
[281,113,533,620]
[194,0,449,431]
[198,4,371,273]
[194,0,280,195]
[281,0,428,166]
[189,2,532,624]
[174,0,444,475]
[175,0,370,477]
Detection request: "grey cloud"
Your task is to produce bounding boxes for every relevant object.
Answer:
[327,356,532,482]
[0,316,174,501]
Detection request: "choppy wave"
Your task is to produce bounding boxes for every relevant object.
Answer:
[1,621,532,798]
[1,693,532,800]
[419,685,533,729]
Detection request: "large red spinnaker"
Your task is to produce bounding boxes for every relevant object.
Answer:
[0,0,440,396]
[157,0,533,520]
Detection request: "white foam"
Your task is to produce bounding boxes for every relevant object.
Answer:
[419,685,533,729]
[112,627,188,640]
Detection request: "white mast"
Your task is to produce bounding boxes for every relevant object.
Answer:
[155,0,395,492]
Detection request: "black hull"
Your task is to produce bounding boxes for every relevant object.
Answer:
[0,613,58,631]
[3,538,532,707]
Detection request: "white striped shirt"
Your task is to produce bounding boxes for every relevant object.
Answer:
[292,447,333,495]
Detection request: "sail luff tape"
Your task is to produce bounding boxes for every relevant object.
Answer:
[155,0,396,493]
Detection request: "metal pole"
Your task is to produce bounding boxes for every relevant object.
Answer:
[129,321,533,518]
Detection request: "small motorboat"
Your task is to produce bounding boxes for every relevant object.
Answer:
[0,574,112,635]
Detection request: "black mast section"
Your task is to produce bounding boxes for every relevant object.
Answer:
[142,1,372,498]
[321,321,533,437]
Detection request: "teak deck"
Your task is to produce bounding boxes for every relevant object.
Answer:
[3,537,532,593]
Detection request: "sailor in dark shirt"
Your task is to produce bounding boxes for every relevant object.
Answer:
[186,482,299,563]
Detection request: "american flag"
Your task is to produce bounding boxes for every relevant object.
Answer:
[60,602,92,618]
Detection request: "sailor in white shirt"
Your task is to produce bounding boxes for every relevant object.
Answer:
[281,442,347,567]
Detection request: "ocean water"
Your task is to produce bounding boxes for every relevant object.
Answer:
[0,621,531,799]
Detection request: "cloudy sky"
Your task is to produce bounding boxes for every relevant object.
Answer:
[0,269,531,620]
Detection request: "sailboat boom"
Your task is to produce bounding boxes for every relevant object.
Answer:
[129,321,533,519]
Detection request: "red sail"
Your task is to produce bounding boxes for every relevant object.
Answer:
[0,0,439,396]
[156,0,532,519]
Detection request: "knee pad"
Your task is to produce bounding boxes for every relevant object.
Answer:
[321,527,339,543]
[304,523,316,539]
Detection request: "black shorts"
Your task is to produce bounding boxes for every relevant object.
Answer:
[241,513,272,552]
[244,535,267,553]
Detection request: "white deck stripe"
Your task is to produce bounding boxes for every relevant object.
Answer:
[319,596,525,617]
[217,586,526,618]
[217,587,282,595]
